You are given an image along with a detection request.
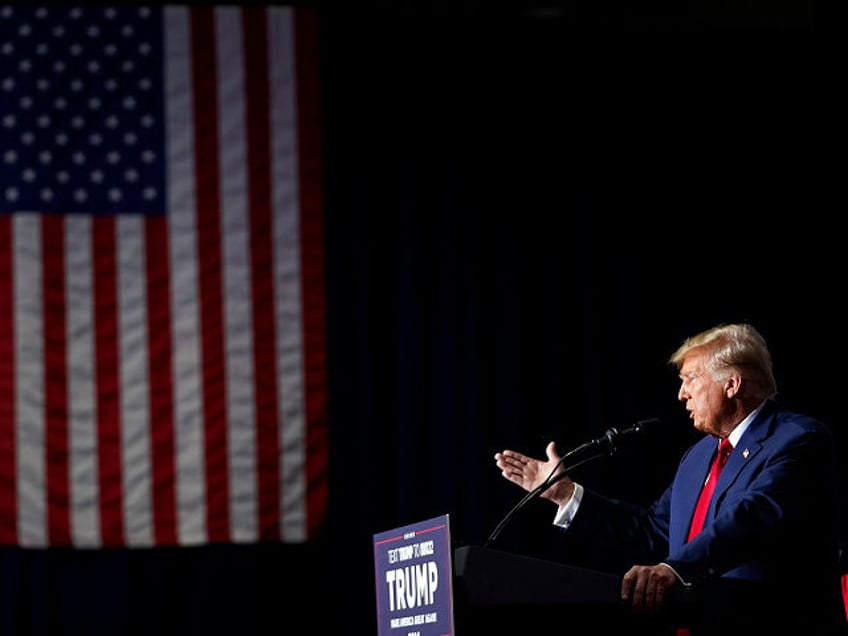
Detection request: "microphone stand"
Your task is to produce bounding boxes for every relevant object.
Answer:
[483,435,616,548]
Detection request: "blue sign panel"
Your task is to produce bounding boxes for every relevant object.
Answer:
[373,514,455,636]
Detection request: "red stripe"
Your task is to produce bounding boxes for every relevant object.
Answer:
[92,216,125,546]
[146,216,178,545]
[0,217,17,544]
[191,7,230,543]
[243,6,281,541]
[294,6,329,538]
[42,214,71,545]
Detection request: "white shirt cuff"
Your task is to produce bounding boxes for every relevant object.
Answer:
[659,562,692,588]
[553,482,584,528]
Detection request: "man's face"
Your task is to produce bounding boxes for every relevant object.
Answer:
[677,348,728,437]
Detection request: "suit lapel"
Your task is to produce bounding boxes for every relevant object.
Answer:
[712,405,774,506]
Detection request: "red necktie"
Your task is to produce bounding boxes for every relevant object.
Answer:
[687,437,734,541]
[678,438,734,636]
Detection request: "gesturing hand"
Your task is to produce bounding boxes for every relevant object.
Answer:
[494,441,575,507]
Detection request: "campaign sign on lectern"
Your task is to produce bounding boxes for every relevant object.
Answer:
[373,514,455,636]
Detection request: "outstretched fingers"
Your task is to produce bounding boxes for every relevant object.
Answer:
[494,450,534,486]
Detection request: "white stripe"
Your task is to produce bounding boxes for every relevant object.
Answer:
[216,7,258,543]
[117,215,154,547]
[14,214,46,547]
[65,215,100,547]
[165,5,207,545]
[269,7,307,541]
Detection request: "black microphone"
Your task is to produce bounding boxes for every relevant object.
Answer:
[573,417,661,458]
[542,417,661,487]
[484,417,660,547]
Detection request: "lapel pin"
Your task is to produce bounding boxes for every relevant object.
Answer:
[742,448,749,459]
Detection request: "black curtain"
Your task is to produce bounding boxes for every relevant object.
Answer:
[321,10,836,634]
[2,9,833,636]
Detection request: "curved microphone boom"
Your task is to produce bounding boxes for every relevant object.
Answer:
[484,418,660,548]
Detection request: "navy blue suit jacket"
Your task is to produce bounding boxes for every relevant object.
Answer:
[566,400,845,633]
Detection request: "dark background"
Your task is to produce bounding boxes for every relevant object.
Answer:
[3,3,832,635]
[321,3,832,633]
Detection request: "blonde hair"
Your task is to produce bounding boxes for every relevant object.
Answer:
[669,323,778,400]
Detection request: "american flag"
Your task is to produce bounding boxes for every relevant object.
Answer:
[0,5,327,547]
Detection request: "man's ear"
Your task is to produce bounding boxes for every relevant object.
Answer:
[725,373,743,398]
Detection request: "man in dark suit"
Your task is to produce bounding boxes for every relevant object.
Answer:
[495,323,846,634]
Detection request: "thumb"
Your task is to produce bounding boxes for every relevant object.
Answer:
[545,441,560,463]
